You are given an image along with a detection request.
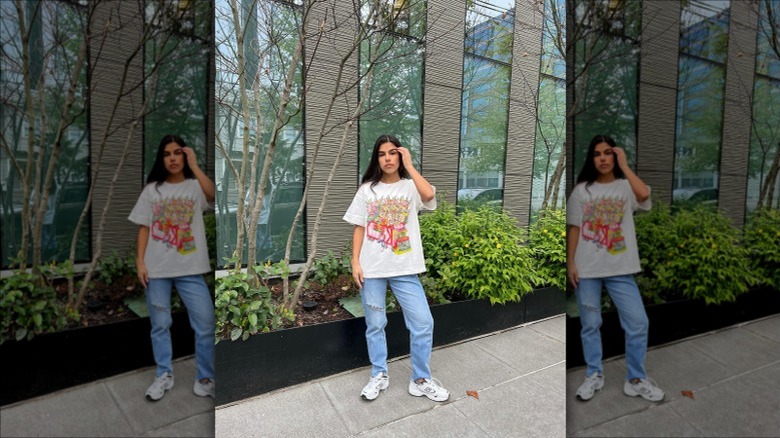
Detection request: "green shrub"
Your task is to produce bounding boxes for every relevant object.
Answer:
[421,200,541,305]
[311,248,351,285]
[744,208,780,289]
[528,209,567,290]
[96,249,136,283]
[0,261,72,344]
[636,203,757,305]
[214,255,292,343]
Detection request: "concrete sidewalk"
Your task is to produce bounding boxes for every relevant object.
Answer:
[215,315,567,438]
[566,313,780,437]
[0,357,214,437]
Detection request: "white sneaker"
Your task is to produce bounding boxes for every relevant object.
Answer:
[361,372,389,401]
[145,372,174,401]
[193,378,215,398]
[575,373,604,401]
[408,377,450,402]
[624,377,665,402]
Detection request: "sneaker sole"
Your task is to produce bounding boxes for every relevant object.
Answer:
[624,388,664,402]
[408,388,449,402]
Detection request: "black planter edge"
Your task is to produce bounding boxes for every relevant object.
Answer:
[215,286,565,406]
[565,286,780,370]
[0,311,195,407]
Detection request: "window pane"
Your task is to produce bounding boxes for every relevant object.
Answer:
[672,63,726,206]
[747,79,780,211]
[531,0,566,216]
[214,0,305,266]
[144,0,211,177]
[465,0,515,64]
[358,34,423,177]
[1,1,90,267]
[572,36,638,174]
[458,55,510,210]
[680,0,730,64]
[756,0,780,79]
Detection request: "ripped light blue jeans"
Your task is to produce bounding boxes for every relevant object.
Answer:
[576,275,649,381]
[361,274,434,381]
[146,275,215,380]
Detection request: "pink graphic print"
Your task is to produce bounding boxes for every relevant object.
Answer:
[150,197,197,254]
[581,196,626,255]
[365,197,412,255]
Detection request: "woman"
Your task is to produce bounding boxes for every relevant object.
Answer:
[567,134,664,402]
[343,134,449,402]
[129,135,216,401]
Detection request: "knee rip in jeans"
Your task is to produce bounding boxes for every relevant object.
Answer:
[580,303,600,312]
[151,303,169,312]
[366,303,384,312]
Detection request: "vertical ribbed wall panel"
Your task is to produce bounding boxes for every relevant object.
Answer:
[89,1,145,256]
[719,1,758,226]
[422,0,465,206]
[637,0,680,204]
[303,0,361,256]
[505,0,543,226]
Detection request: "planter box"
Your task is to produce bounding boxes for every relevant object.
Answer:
[0,312,194,406]
[215,286,564,406]
[566,287,780,369]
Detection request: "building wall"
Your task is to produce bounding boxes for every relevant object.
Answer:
[303,0,548,257]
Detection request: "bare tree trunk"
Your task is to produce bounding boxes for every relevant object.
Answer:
[32,28,88,279]
[14,0,38,271]
[758,143,780,209]
[246,13,305,275]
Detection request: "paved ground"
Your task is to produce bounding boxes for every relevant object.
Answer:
[3,312,775,437]
[215,315,567,438]
[0,357,214,437]
[566,313,780,437]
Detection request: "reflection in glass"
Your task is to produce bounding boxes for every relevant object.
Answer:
[672,1,730,208]
[572,35,638,174]
[531,0,566,216]
[465,0,515,63]
[458,56,510,210]
[214,0,305,266]
[680,0,730,64]
[756,0,780,79]
[144,0,211,177]
[0,1,90,267]
[746,0,780,213]
[358,23,424,177]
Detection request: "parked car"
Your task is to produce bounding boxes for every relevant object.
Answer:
[673,187,717,206]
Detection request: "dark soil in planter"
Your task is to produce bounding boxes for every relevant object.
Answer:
[51,273,144,328]
[275,275,357,328]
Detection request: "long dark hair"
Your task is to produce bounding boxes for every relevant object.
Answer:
[360,134,409,189]
[576,134,625,188]
[146,134,195,188]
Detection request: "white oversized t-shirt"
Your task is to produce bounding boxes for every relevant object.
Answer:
[567,179,651,279]
[128,179,211,278]
[343,179,436,278]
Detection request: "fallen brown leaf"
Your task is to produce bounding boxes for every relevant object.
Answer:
[681,390,694,400]
[466,390,479,400]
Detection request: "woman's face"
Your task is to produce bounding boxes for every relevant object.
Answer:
[163,142,185,176]
[377,142,400,175]
[592,141,615,177]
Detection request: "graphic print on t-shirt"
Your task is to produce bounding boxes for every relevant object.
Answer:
[150,197,197,254]
[365,197,412,255]
[581,196,626,255]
